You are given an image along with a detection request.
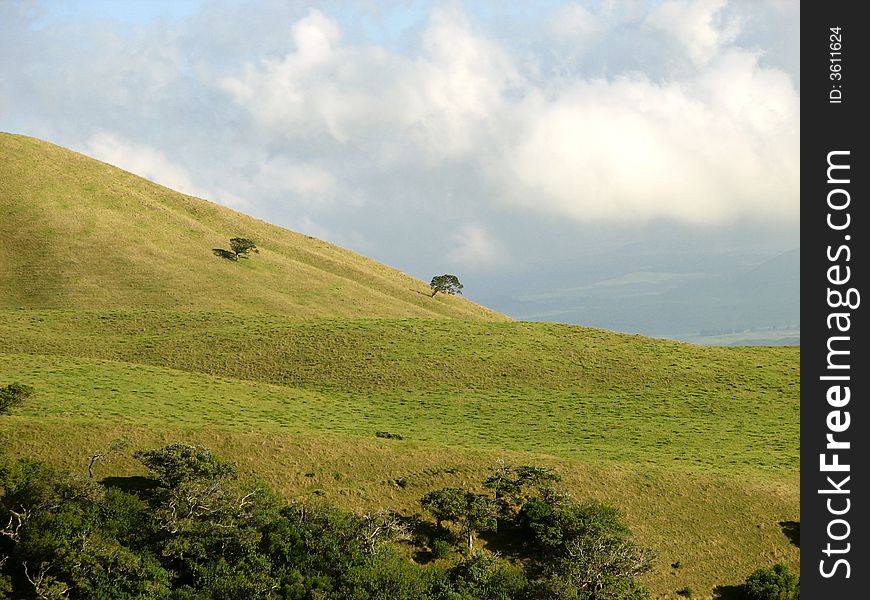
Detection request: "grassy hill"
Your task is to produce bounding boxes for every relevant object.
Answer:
[0,132,504,320]
[0,133,799,599]
[0,311,798,474]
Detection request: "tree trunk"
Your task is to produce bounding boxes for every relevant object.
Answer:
[88,453,103,478]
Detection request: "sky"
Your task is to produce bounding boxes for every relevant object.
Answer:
[0,0,800,342]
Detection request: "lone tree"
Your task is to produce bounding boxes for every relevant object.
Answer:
[213,237,258,261]
[229,237,258,257]
[430,274,463,297]
[0,383,34,414]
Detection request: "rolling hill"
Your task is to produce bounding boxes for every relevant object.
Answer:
[0,132,504,320]
[0,132,799,599]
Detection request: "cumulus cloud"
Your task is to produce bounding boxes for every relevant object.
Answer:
[213,3,797,227]
[219,6,519,161]
[85,132,212,200]
[646,0,741,65]
[501,49,798,224]
[446,225,505,267]
[0,1,799,322]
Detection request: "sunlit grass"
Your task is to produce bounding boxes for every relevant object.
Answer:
[0,132,800,598]
[0,132,504,321]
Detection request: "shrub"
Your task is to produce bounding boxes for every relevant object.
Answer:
[133,443,236,488]
[743,563,799,600]
[431,539,451,559]
[0,383,34,414]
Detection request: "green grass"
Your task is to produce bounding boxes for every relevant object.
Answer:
[1,402,799,599]
[0,313,799,597]
[0,335,798,474]
[0,133,800,598]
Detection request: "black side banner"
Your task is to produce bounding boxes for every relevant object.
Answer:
[802,2,868,598]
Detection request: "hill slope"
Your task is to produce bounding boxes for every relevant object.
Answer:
[0,132,799,598]
[0,132,504,320]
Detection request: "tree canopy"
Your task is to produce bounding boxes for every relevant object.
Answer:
[0,445,657,599]
[213,237,258,261]
[229,237,258,257]
[430,274,463,297]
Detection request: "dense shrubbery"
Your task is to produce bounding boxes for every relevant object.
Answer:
[0,383,34,414]
[742,563,799,600]
[0,444,654,599]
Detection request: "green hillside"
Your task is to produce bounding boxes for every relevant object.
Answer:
[0,133,799,599]
[0,311,799,475]
[0,132,504,320]
[0,311,798,474]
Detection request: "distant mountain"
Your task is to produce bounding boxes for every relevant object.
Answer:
[501,247,799,344]
[0,133,505,321]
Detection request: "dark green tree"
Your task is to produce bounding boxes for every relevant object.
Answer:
[421,487,496,552]
[213,237,258,261]
[484,459,561,517]
[519,496,653,599]
[134,443,278,594]
[133,443,236,489]
[448,552,529,599]
[430,274,463,297]
[229,237,258,258]
[421,487,467,530]
[0,384,34,414]
[0,458,170,598]
[743,563,799,600]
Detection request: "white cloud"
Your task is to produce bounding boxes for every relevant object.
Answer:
[219,5,519,162]
[646,0,741,65]
[214,4,797,227]
[84,132,213,200]
[0,0,800,321]
[500,48,798,224]
[446,225,504,266]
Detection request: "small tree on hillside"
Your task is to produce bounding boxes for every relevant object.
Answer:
[0,383,34,414]
[430,274,463,297]
[229,237,258,258]
[213,237,258,261]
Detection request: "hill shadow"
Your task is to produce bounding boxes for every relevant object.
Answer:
[779,520,799,547]
[712,584,746,599]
